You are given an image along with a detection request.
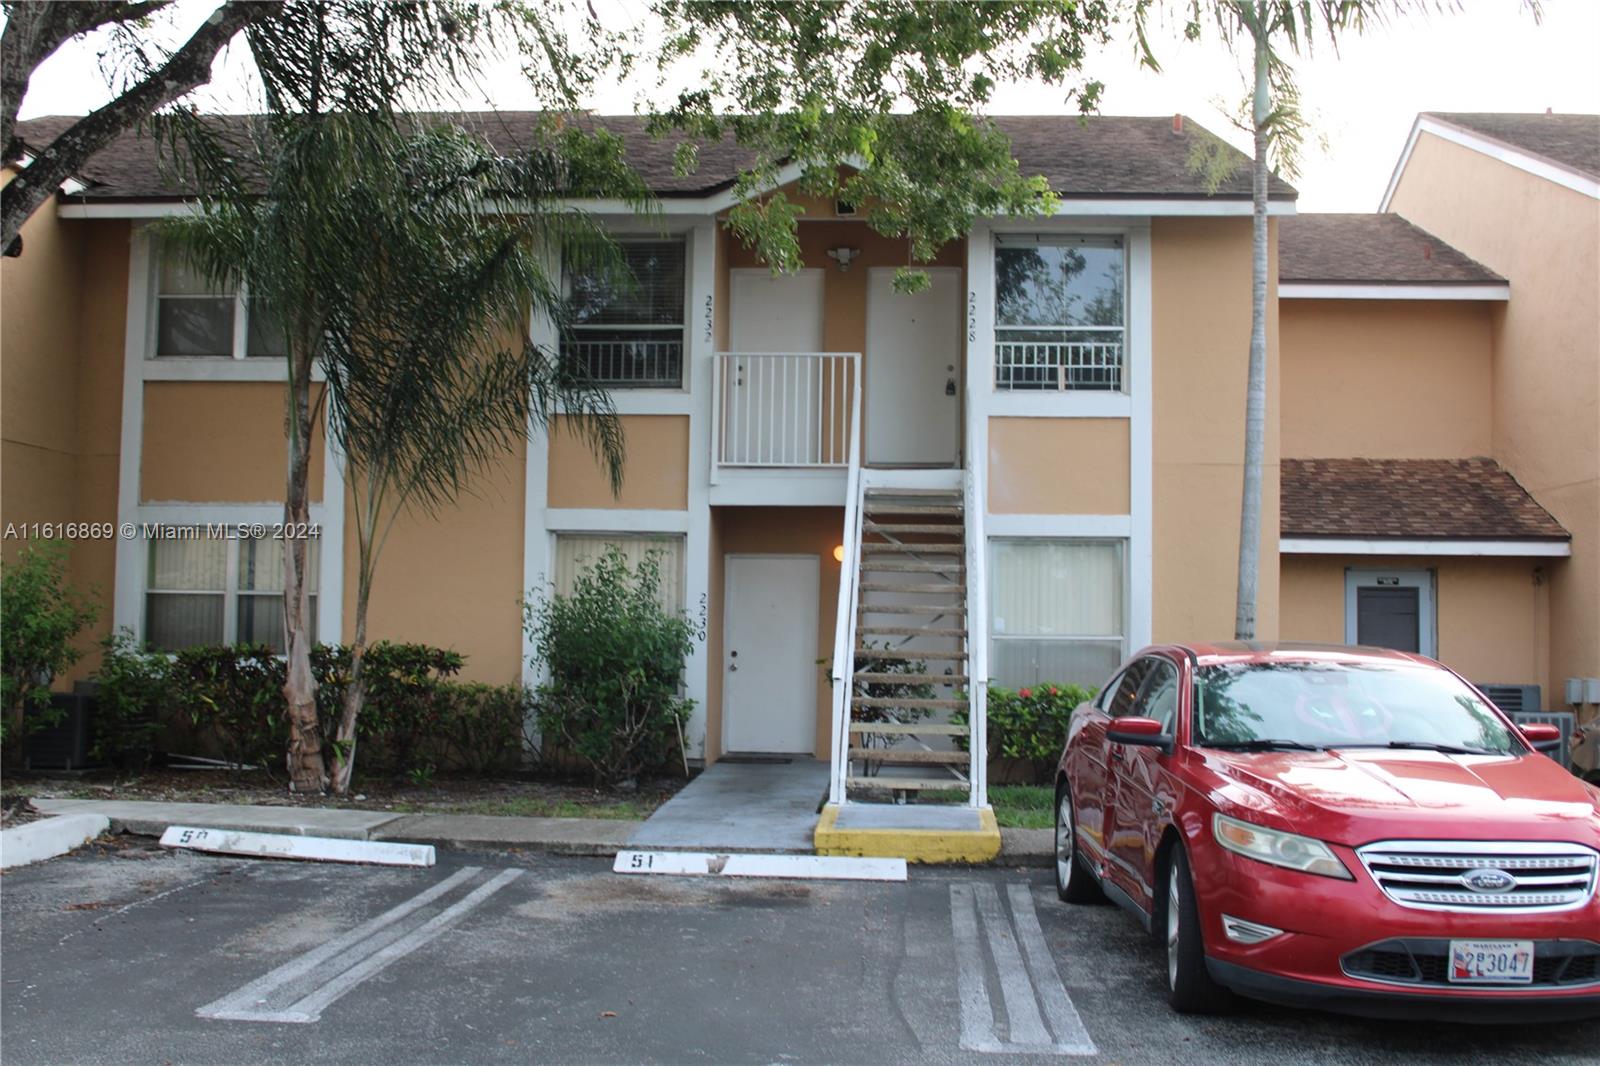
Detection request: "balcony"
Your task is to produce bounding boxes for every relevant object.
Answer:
[994,328,1124,392]
[711,352,859,493]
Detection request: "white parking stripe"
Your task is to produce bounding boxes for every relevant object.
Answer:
[949,883,1000,1052]
[973,884,1053,1048]
[948,882,1098,1056]
[1006,884,1097,1055]
[198,867,519,1024]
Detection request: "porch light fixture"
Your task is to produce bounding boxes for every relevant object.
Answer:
[832,544,846,562]
[826,246,860,272]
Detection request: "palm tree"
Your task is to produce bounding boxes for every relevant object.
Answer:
[160,114,637,791]
[1139,1,1460,639]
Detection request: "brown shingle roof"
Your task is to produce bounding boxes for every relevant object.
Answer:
[13,112,1296,202]
[1425,112,1600,182]
[1279,214,1504,286]
[1282,458,1569,541]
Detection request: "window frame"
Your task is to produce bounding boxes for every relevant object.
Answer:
[143,532,319,652]
[559,237,690,391]
[992,233,1129,394]
[550,530,688,613]
[147,244,284,362]
[987,536,1129,691]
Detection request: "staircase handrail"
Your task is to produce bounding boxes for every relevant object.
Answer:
[827,352,865,806]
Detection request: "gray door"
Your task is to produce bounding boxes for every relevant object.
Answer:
[1356,587,1420,652]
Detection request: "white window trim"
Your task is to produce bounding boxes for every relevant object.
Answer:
[115,226,346,645]
[561,233,691,394]
[986,536,1132,683]
[143,531,321,649]
[992,232,1130,398]
[1344,567,1436,658]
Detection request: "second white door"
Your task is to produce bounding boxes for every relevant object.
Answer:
[866,266,961,466]
[723,554,819,754]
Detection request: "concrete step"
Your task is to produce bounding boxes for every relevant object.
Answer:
[863,522,964,535]
[848,720,968,734]
[847,776,970,792]
[860,560,963,574]
[860,543,963,556]
[856,603,966,616]
[862,503,962,516]
[857,625,968,638]
[853,671,968,685]
[855,647,966,661]
[848,748,969,765]
[858,582,965,594]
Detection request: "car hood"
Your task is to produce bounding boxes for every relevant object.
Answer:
[1206,748,1600,846]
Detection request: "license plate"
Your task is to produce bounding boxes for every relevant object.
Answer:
[1448,940,1534,984]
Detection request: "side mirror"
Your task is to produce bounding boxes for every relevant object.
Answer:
[1519,722,1562,753]
[1107,716,1174,754]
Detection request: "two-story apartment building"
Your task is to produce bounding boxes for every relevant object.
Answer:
[3,111,1594,838]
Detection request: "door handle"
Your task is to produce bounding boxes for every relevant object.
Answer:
[945,377,957,396]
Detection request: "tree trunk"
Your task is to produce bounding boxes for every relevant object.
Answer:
[282,357,326,792]
[1234,20,1271,642]
[0,1,273,252]
[328,578,370,795]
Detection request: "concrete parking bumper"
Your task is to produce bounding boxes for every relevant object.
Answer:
[0,812,111,869]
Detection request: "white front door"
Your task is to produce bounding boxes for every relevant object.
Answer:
[727,270,827,465]
[723,554,819,754]
[865,266,961,466]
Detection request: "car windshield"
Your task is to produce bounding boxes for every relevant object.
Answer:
[1194,661,1524,755]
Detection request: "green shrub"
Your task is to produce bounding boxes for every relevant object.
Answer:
[0,541,99,754]
[171,644,287,774]
[355,643,464,775]
[525,545,694,786]
[953,682,1097,783]
[92,630,172,772]
[440,682,532,775]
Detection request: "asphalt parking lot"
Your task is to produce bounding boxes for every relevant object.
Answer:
[2,839,1595,1065]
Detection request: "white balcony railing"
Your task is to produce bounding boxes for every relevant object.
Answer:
[712,352,859,476]
[995,332,1124,392]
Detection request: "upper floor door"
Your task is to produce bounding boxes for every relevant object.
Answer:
[865,266,961,467]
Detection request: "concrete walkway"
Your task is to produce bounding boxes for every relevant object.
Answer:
[27,789,1049,865]
[626,757,831,853]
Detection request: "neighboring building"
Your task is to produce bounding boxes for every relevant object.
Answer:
[1,109,1593,825]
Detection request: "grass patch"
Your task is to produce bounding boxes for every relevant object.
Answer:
[988,785,1053,829]
[918,784,1054,829]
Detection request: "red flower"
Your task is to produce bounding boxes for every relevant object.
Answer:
[1048,686,1060,697]
[1019,687,1033,699]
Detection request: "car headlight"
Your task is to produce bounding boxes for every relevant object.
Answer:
[1212,813,1352,880]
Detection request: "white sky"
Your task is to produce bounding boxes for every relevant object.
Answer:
[15,0,1600,212]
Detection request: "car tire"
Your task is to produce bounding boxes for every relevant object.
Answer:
[1054,782,1105,904]
[1164,843,1233,1014]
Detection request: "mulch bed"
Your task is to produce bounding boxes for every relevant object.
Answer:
[3,767,689,819]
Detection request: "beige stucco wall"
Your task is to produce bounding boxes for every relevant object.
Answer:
[0,205,127,678]
[1389,131,1600,737]
[705,506,844,764]
[547,414,688,510]
[1150,217,1280,643]
[1280,554,1548,688]
[987,417,1130,514]
[342,444,527,683]
[141,382,324,503]
[1280,299,1495,458]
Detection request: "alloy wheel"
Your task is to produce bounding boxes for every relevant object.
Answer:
[1167,865,1181,990]
[1055,796,1073,889]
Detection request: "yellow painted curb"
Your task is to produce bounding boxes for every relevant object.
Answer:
[813,804,1002,864]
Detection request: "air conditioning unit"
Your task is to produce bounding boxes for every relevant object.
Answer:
[1477,683,1540,714]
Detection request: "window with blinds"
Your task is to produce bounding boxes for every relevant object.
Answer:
[994,235,1126,392]
[561,240,686,388]
[552,533,685,611]
[989,539,1125,690]
[145,533,318,653]
[153,244,287,358]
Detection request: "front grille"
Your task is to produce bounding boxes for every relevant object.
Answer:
[1343,939,1600,989]
[1357,840,1599,913]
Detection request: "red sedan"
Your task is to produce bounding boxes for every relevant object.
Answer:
[1053,642,1600,1021]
